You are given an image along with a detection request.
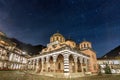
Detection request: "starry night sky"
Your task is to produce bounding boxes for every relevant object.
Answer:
[0,0,120,57]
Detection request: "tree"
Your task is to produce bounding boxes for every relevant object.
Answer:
[104,64,111,74]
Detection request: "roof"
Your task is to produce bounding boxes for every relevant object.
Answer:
[52,32,63,37]
[81,40,91,44]
[66,38,75,42]
[97,57,120,60]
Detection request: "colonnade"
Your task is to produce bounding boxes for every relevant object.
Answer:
[29,53,89,73]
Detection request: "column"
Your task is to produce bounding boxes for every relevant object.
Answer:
[46,56,50,72]
[41,58,44,72]
[35,59,39,72]
[85,58,88,72]
[33,60,35,70]
[80,57,83,72]
[74,55,78,73]
[64,54,69,73]
[53,55,57,72]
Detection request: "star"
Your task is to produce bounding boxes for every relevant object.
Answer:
[28,13,33,16]
[95,9,98,13]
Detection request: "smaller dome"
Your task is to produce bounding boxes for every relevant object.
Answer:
[66,39,76,48]
[81,39,91,44]
[79,40,92,49]
[66,38,75,42]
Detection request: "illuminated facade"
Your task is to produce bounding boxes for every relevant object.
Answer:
[97,58,120,74]
[0,32,30,70]
[28,32,97,77]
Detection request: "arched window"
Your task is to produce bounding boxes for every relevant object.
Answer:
[56,37,58,41]
[81,44,83,48]
[87,44,89,47]
[84,44,86,48]
[58,63,61,70]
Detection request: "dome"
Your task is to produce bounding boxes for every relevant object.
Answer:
[66,39,76,48]
[66,38,75,42]
[50,32,65,43]
[79,40,92,49]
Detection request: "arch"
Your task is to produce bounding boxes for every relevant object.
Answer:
[82,58,86,67]
[49,56,54,72]
[43,57,46,72]
[49,56,53,63]
[37,58,42,73]
[69,54,75,73]
[56,54,64,73]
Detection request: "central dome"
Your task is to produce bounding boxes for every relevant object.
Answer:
[50,32,65,43]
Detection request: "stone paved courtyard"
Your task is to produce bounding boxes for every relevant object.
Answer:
[0,71,120,80]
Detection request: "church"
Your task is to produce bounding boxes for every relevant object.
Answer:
[28,32,97,77]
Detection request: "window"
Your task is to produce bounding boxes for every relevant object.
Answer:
[87,44,89,47]
[56,37,58,40]
[84,44,86,48]
[81,45,82,48]
[58,63,61,70]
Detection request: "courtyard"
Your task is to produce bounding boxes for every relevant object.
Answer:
[0,71,120,80]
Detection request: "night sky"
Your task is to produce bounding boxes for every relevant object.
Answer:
[0,0,120,57]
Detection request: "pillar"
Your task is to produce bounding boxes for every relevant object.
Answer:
[85,58,88,72]
[74,55,78,73]
[41,58,44,72]
[32,60,35,70]
[35,59,39,72]
[63,54,69,73]
[80,57,83,72]
[53,55,57,72]
[46,56,50,72]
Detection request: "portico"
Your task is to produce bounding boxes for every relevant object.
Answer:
[28,46,89,76]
